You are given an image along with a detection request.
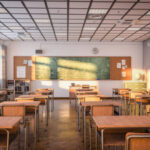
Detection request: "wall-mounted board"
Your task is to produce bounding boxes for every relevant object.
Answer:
[14,56,35,80]
[110,57,132,80]
[124,81,147,92]
[14,56,132,80]
[35,57,110,80]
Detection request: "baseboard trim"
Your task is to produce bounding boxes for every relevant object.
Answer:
[54,97,113,100]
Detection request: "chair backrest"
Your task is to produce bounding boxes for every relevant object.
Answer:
[92,105,114,116]
[2,105,25,117]
[15,97,34,102]
[126,132,150,150]
[82,85,90,89]
[84,96,101,102]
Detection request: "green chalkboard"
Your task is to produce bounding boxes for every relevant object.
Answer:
[35,57,110,80]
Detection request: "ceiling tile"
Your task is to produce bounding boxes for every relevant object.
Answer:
[47,2,67,8]
[91,2,113,9]
[112,2,134,9]
[70,2,89,8]
[1,1,23,7]
[24,2,45,8]
[134,2,150,9]
[29,9,47,14]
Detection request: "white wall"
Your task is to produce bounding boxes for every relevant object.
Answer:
[5,41,143,97]
[143,39,150,90]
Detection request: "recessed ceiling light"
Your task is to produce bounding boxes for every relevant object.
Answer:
[88,14,103,19]
[147,11,150,15]
[0,8,7,13]
[127,28,140,31]
[4,33,18,37]
[35,19,50,23]
[80,37,90,40]
[84,27,96,30]
[57,33,67,36]
[89,9,108,14]
[115,38,125,41]
[10,27,22,30]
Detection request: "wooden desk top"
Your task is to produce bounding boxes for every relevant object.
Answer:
[0,101,40,107]
[93,116,150,129]
[0,116,22,129]
[135,94,150,98]
[18,94,48,99]
[81,100,121,107]
[77,94,101,98]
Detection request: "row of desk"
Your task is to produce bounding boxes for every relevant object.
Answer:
[0,88,54,150]
[71,86,150,150]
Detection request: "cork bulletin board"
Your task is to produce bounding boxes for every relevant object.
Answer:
[110,57,132,80]
[14,56,132,80]
[14,56,35,80]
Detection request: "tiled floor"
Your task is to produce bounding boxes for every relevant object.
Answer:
[29,100,83,150]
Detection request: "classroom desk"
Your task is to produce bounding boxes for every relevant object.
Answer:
[35,88,54,112]
[75,93,100,111]
[135,94,150,115]
[112,88,130,100]
[0,101,40,144]
[16,94,50,126]
[80,100,122,150]
[0,90,7,101]
[0,116,22,150]
[93,116,150,150]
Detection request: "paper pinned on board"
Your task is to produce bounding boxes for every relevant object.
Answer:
[117,63,121,68]
[122,59,126,65]
[17,66,26,78]
[28,60,32,66]
[122,71,126,78]
[23,60,27,65]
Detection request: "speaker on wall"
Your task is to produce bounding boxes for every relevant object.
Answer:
[35,49,43,54]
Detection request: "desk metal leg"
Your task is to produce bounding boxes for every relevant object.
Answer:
[34,108,37,144]
[78,104,80,131]
[18,127,20,150]
[46,98,49,126]
[24,127,27,150]
[101,129,104,150]
[95,127,97,150]
[83,107,86,150]
[89,119,92,150]
[52,92,54,111]
[51,93,54,112]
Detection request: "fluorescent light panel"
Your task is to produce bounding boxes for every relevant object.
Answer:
[127,28,140,31]
[89,9,108,14]
[115,37,125,40]
[0,8,7,13]
[80,37,90,40]
[84,27,96,30]
[35,19,50,23]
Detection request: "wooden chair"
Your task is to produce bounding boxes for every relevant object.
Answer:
[1,105,27,150]
[89,105,117,150]
[125,132,150,150]
[84,96,101,103]
[15,97,36,113]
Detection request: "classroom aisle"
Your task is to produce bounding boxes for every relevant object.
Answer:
[30,100,83,150]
